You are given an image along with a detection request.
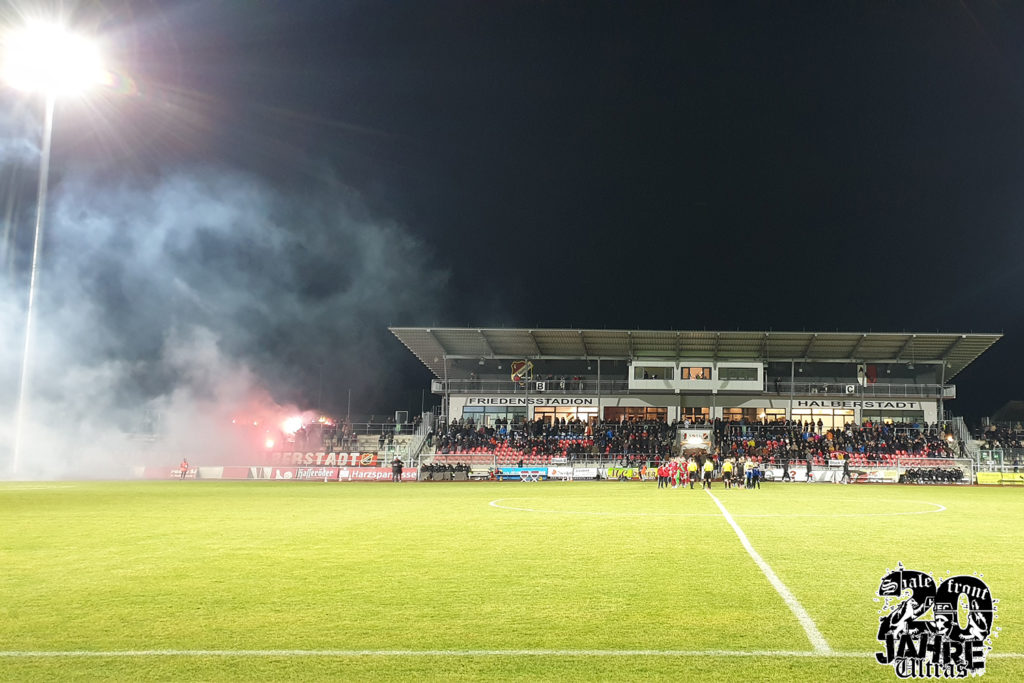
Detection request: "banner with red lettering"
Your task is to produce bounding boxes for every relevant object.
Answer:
[267,452,379,467]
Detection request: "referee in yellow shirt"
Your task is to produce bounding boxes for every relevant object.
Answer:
[687,458,698,489]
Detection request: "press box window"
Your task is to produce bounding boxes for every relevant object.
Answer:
[633,366,674,380]
[718,367,758,381]
[681,367,711,380]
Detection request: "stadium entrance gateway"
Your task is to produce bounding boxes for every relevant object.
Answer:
[390,328,1001,426]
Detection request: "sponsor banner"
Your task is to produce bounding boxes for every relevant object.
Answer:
[160,467,197,479]
[572,467,599,480]
[270,467,298,479]
[497,467,549,481]
[795,399,920,410]
[337,467,418,481]
[852,469,899,483]
[679,429,712,450]
[606,466,651,480]
[268,452,379,467]
[466,397,595,406]
[548,466,574,479]
[762,467,895,483]
[295,467,340,481]
[763,467,813,483]
[220,466,251,480]
[977,471,1024,485]
[141,467,196,480]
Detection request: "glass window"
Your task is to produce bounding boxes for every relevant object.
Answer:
[604,407,668,422]
[862,410,924,424]
[680,407,709,422]
[633,366,674,380]
[796,408,858,431]
[721,407,758,422]
[681,367,712,380]
[718,367,758,381]
[534,407,598,425]
[756,408,786,422]
[463,406,526,426]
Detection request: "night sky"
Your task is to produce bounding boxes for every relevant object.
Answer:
[6,0,1024,427]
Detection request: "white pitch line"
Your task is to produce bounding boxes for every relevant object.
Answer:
[0,649,1018,659]
[704,489,833,655]
[0,649,877,658]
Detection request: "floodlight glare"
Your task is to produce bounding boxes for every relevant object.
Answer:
[3,23,103,95]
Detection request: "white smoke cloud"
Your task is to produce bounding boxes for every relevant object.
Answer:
[0,107,40,165]
[0,165,448,480]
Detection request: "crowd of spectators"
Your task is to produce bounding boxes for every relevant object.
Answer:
[433,417,678,462]
[594,420,676,464]
[433,417,590,457]
[714,418,957,463]
[426,414,963,466]
[976,423,1024,451]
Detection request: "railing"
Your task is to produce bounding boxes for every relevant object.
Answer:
[946,416,979,460]
[439,378,948,398]
[379,443,409,457]
[442,379,629,394]
[976,448,1024,469]
[346,421,418,435]
[404,414,435,463]
[773,382,945,398]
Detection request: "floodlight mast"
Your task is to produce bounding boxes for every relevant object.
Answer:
[10,94,54,478]
[5,24,103,478]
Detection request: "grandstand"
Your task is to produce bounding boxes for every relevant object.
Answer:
[391,327,1000,480]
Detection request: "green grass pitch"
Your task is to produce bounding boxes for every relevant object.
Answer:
[1,479,1022,681]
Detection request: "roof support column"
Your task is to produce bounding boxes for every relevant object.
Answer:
[789,359,795,422]
[524,357,530,423]
[443,355,450,427]
[939,361,946,426]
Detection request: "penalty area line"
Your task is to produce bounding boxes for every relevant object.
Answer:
[704,489,832,655]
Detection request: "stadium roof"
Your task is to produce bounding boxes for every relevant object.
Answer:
[389,328,1001,380]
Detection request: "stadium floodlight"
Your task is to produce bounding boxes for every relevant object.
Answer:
[5,22,105,478]
[3,23,104,95]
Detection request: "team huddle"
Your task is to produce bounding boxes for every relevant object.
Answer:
[655,456,763,490]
